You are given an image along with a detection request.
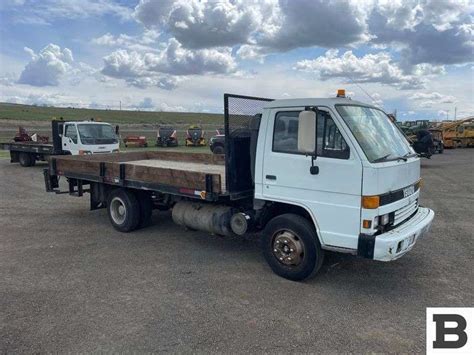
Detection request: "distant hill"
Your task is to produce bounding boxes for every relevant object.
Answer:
[0,102,222,125]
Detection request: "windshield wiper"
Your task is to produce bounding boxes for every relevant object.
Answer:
[372,154,408,163]
[403,152,417,158]
[372,154,391,163]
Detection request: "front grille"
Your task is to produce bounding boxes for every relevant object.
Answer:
[394,199,418,226]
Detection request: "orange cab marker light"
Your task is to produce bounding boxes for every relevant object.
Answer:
[337,89,346,98]
[362,195,380,209]
[362,220,372,229]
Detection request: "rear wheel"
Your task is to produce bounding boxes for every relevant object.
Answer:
[212,145,225,154]
[19,152,34,167]
[262,214,324,281]
[107,189,140,232]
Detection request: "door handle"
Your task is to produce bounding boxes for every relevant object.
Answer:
[266,175,277,180]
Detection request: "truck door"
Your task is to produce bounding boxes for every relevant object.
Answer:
[262,107,363,250]
[63,124,80,155]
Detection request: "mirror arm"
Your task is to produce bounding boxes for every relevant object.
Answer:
[310,106,319,175]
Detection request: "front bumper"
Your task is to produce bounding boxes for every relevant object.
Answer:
[358,207,434,261]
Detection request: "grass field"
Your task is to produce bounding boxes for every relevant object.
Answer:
[0,102,222,125]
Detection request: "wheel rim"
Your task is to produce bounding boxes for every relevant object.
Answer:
[272,230,305,266]
[110,197,127,225]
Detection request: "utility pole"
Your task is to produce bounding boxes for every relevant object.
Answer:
[120,100,122,111]
[454,106,457,120]
[446,110,449,120]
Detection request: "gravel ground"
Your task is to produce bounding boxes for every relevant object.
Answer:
[0,149,473,353]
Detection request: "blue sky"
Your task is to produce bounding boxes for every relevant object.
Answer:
[0,0,472,120]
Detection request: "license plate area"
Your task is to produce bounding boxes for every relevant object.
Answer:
[397,234,416,253]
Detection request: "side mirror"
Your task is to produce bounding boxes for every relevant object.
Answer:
[298,110,316,155]
[298,110,319,175]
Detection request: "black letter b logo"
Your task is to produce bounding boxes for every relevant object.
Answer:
[433,314,468,349]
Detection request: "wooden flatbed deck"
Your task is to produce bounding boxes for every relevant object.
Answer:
[51,151,227,197]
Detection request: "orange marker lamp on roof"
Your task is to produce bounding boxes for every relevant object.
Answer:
[336,89,346,98]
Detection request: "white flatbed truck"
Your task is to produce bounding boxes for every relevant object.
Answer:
[1,120,120,167]
[44,92,434,281]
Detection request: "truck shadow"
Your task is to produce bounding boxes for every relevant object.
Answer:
[136,212,426,294]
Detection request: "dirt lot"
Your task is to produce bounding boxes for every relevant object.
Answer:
[0,150,473,353]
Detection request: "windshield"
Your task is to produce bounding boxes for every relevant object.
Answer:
[77,124,118,145]
[336,105,412,162]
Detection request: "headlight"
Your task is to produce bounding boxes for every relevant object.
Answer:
[373,216,379,229]
[379,213,390,226]
[79,150,92,155]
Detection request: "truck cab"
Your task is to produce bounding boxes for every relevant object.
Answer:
[251,94,434,268]
[59,121,119,155]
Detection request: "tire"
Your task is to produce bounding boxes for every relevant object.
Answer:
[136,190,153,228]
[262,213,324,281]
[107,189,141,232]
[19,152,33,167]
[212,145,225,155]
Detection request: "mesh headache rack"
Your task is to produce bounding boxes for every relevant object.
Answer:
[224,94,273,199]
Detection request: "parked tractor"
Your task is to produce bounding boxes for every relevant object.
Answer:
[156,126,178,147]
[209,134,225,154]
[185,125,206,146]
[123,135,148,148]
[14,126,49,143]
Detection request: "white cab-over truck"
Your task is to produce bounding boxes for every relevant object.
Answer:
[1,120,119,167]
[44,93,434,281]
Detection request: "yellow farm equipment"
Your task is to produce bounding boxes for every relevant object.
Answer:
[440,117,474,148]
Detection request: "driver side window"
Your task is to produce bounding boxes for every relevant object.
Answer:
[272,110,350,159]
[65,125,78,144]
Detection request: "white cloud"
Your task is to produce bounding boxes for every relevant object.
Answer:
[18,44,74,86]
[294,50,426,90]
[137,97,154,110]
[7,0,132,25]
[158,102,186,112]
[438,110,449,118]
[101,38,236,88]
[371,92,383,107]
[133,0,259,49]
[145,38,236,75]
[410,92,457,104]
[236,45,265,63]
[368,0,474,66]
[133,97,186,112]
[92,30,160,52]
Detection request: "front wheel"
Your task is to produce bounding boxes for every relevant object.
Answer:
[262,214,324,281]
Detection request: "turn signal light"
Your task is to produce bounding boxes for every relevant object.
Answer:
[362,195,380,209]
[362,220,372,229]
